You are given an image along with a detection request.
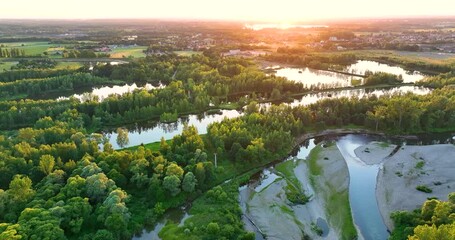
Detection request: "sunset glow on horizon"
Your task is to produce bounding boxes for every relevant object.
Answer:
[2,0,455,22]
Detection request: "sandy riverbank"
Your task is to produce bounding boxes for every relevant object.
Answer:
[355,143,455,230]
[245,143,351,239]
[310,143,357,240]
[354,142,397,165]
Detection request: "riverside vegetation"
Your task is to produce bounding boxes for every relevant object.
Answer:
[1,24,455,239]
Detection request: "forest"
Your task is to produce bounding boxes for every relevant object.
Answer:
[1,20,455,239]
[0,76,454,239]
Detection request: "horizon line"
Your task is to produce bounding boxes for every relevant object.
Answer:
[1,15,455,23]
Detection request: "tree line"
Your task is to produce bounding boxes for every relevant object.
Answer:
[0,85,455,239]
[0,73,109,99]
[390,193,455,239]
[0,48,26,58]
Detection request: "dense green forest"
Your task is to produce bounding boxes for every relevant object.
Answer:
[1,83,455,238]
[1,46,455,240]
[390,193,455,239]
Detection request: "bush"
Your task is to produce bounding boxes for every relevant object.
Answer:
[285,184,310,205]
[160,111,178,123]
[364,72,403,86]
[416,185,432,193]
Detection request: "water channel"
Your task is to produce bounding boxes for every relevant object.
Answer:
[108,109,242,149]
[337,135,389,240]
[107,60,437,239]
[56,82,162,102]
[238,133,453,240]
[274,60,426,88]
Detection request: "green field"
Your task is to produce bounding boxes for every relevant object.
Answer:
[173,51,202,56]
[54,62,83,70]
[342,50,455,64]
[108,46,147,58]
[0,61,17,71]
[0,41,49,56]
[0,41,74,57]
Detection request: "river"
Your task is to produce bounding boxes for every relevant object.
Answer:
[107,109,242,149]
[274,60,426,88]
[337,135,389,240]
[55,82,163,102]
[96,60,430,150]
[127,60,439,239]
[238,133,453,240]
[345,60,425,83]
[236,135,386,240]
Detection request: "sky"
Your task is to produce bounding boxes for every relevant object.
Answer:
[2,0,454,22]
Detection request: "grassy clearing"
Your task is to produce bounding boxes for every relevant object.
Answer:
[276,160,302,190]
[0,41,76,57]
[174,51,202,57]
[326,187,357,240]
[307,145,322,176]
[378,142,390,148]
[343,49,455,65]
[1,41,49,56]
[218,102,240,110]
[108,46,147,58]
[55,62,83,70]
[307,144,357,240]
[122,140,165,152]
[350,78,362,86]
[0,61,17,71]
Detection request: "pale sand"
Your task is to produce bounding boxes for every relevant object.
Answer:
[354,142,397,165]
[374,144,455,230]
[246,144,349,239]
[311,144,353,239]
[248,179,305,240]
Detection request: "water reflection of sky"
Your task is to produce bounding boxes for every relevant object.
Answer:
[259,86,431,109]
[105,60,430,149]
[57,83,163,102]
[337,134,389,240]
[275,60,426,87]
[107,110,242,149]
[345,60,425,83]
[275,67,356,88]
[290,86,431,107]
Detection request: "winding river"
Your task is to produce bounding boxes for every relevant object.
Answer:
[118,60,435,239]
[274,60,426,87]
[337,135,389,240]
[238,135,391,240]
[107,109,242,149]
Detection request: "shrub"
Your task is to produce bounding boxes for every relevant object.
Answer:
[416,185,432,193]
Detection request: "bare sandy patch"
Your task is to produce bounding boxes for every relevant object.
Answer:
[354,142,397,165]
[376,144,455,229]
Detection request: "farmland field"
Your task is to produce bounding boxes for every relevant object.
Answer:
[107,45,147,58]
[174,50,202,56]
[0,61,17,71]
[0,41,74,57]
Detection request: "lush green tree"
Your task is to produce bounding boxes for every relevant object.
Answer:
[163,175,181,196]
[61,197,92,235]
[182,172,197,193]
[8,175,35,204]
[165,163,184,179]
[93,229,115,240]
[0,223,22,240]
[86,173,116,202]
[116,128,129,148]
[39,154,55,175]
